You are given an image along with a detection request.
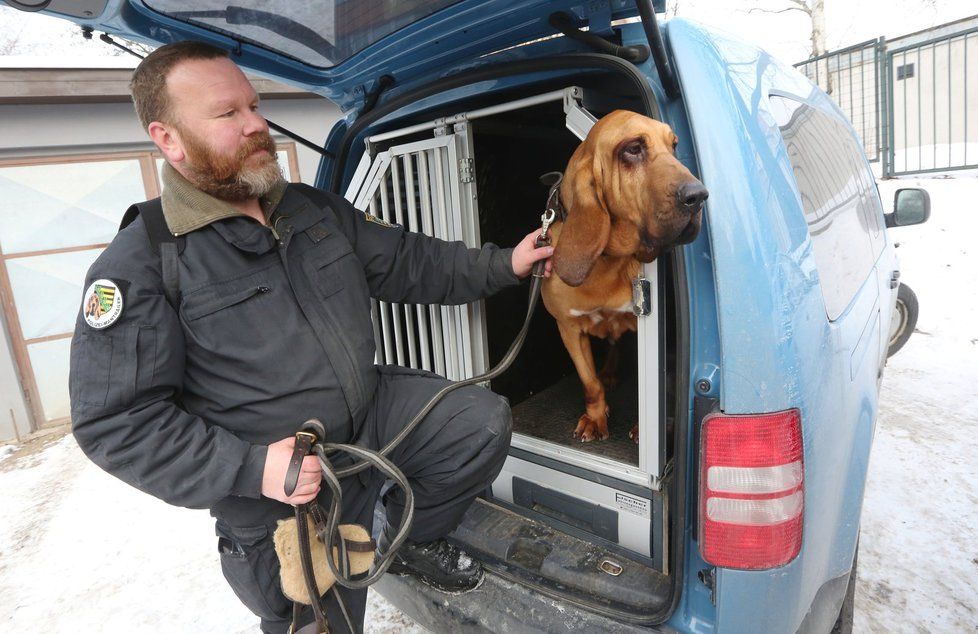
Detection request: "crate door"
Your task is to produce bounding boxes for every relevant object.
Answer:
[346,131,488,381]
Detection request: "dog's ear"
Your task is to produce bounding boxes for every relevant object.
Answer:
[553,154,610,287]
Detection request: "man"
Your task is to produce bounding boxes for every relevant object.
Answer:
[68,41,553,633]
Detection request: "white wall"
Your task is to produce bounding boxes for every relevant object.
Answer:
[259,98,345,184]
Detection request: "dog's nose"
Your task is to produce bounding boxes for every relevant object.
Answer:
[676,182,709,211]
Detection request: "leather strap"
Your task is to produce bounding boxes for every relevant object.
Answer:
[120,198,185,309]
[284,432,315,497]
[296,503,328,633]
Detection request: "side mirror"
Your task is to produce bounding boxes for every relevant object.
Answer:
[885,188,930,228]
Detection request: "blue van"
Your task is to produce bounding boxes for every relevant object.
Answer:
[23,1,930,631]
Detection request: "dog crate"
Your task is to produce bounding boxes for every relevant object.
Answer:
[345,88,668,562]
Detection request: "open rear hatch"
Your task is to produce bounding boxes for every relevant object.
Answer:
[44,0,657,110]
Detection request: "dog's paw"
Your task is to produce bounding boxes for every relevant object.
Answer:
[628,424,639,444]
[573,413,610,442]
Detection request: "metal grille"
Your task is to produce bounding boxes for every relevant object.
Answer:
[886,27,978,176]
[795,39,884,162]
[350,133,486,381]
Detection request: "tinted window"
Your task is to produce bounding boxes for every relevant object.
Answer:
[145,0,461,68]
[770,95,885,320]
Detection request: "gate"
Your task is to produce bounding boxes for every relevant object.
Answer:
[795,39,885,163]
[885,26,978,176]
[795,20,978,177]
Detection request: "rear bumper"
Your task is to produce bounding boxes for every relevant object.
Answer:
[374,570,676,633]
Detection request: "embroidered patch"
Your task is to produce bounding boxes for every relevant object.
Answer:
[363,211,398,228]
[83,279,124,329]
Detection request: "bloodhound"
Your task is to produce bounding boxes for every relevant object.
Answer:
[542,110,707,442]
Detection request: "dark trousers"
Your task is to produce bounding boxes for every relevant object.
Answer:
[216,365,513,634]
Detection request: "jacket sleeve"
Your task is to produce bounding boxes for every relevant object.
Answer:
[323,191,521,305]
[69,245,267,510]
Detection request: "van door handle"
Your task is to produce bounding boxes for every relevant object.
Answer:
[890,270,900,289]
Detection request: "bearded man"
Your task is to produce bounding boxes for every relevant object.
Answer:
[68,41,552,634]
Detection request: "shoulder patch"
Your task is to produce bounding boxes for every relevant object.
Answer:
[363,211,398,229]
[83,279,124,329]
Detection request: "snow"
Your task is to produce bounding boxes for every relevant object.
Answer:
[0,433,422,633]
[854,177,978,632]
[0,184,975,631]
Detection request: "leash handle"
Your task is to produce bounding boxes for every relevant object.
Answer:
[285,421,329,633]
[284,419,327,496]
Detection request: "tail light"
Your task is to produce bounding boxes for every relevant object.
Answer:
[699,409,804,569]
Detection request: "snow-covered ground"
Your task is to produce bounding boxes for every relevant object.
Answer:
[0,178,975,632]
[0,431,422,632]
[855,177,978,633]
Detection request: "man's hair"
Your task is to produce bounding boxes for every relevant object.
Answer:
[130,40,229,129]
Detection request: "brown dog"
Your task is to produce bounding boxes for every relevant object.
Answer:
[542,110,707,442]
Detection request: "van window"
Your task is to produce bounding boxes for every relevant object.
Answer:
[144,0,460,68]
[769,95,884,320]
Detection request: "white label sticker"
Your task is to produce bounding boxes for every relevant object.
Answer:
[615,492,651,519]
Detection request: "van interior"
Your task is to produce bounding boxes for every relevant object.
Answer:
[349,71,680,620]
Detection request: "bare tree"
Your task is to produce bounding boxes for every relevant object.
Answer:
[664,0,680,20]
[748,0,826,58]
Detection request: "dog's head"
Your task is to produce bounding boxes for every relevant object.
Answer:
[553,110,707,287]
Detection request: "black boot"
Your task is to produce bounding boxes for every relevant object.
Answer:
[379,530,483,593]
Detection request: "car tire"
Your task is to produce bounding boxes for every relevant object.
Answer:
[831,546,857,634]
[887,283,918,358]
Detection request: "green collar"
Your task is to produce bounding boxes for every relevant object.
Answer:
[160,162,288,236]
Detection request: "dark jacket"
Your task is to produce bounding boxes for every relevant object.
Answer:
[68,182,519,526]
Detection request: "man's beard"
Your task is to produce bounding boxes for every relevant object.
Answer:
[180,127,282,202]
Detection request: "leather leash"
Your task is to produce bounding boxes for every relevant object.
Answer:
[281,180,562,632]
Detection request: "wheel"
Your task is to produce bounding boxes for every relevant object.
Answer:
[831,547,857,634]
[887,283,918,358]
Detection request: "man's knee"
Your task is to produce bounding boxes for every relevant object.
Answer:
[486,394,513,443]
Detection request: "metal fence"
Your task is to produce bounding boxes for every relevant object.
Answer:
[885,26,978,176]
[795,39,885,163]
[795,23,978,177]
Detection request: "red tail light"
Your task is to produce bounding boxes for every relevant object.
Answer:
[699,409,804,569]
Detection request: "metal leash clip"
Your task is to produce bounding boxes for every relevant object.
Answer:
[533,209,556,278]
[540,209,556,242]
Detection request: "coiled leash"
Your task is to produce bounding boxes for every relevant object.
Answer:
[281,173,563,634]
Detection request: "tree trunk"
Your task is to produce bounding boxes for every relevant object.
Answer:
[810,0,826,57]
[809,0,831,94]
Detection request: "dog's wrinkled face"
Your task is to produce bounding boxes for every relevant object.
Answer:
[554,110,708,286]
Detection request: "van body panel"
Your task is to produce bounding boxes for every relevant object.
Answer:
[669,19,890,633]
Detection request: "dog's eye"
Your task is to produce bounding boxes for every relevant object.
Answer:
[624,143,643,156]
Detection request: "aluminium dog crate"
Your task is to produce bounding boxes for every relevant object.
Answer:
[344,88,667,563]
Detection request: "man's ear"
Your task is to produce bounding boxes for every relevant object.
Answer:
[148,121,185,164]
[552,152,611,287]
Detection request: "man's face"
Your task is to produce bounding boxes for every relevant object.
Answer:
[163,57,280,201]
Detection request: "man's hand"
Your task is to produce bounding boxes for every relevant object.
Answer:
[511,229,555,279]
[261,436,321,505]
